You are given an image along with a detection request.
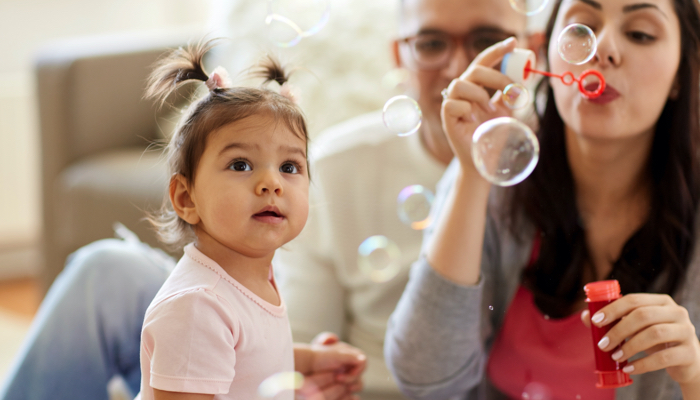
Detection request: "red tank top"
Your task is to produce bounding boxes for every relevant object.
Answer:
[486,237,616,400]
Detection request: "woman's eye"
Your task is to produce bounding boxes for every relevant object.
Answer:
[628,31,655,43]
[230,161,251,171]
[280,163,298,174]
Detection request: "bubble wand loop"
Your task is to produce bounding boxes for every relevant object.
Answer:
[524,63,606,99]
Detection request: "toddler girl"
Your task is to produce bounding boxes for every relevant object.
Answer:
[137,39,365,400]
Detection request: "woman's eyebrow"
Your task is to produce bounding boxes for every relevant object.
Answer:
[574,0,602,10]
[623,3,667,19]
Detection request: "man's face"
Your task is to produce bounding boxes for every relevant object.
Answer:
[396,0,528,138]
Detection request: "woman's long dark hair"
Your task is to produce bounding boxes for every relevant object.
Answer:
[508,0,700,318]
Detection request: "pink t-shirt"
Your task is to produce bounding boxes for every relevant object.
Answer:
[138,243,294,400]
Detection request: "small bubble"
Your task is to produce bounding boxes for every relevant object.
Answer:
[509,0,549,15]
[397,185,434,230]
[358,236,402,283]
[488,305,494,311]
[544,315,550,320]
[557,24,597,65]
[502,83,530,109]
[382,95,422,137]
[258,372,304,398]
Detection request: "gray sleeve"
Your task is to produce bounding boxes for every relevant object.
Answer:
[384,160,501,400]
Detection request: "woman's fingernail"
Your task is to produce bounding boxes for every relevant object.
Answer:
[470,112,478,122]
[503,37,516,46]
[611,349,623,361]
[622,365,634,374]
[488,101,497,112]
[598,336,610,350]
[591,313,605,324]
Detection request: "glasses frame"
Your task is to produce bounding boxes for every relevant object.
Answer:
[398,28,518,71]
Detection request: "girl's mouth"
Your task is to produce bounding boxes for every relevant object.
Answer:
[253,207,285,224]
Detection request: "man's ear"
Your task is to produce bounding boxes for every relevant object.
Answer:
[525,31,546,58]
[169,174,200,225]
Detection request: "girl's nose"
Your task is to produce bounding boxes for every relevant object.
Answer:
[255,169,283,196]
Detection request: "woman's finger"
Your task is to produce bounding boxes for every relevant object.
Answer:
[591,293,675,328]
[442,98,477,127]
[461,36,517,78]
[460,65,515,96]
[581,309,591,329]
[613,323,692,363]
[446,78,494,114]
[598,305,684,351]
[622,344,694,376]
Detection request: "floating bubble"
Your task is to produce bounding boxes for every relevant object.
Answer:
[557,24,597,65]
[397,185,434,230]
[502,83,530,109]
[258,372,304,398]
[383,95,422,136]
[509,0,549,16]
[488,305,494,311]
[358,236,402,283]
[521,382,552,400]
[471,117,539,186]
[266,0,330,47]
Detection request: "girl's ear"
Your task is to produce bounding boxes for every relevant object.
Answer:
[170,174,200,225]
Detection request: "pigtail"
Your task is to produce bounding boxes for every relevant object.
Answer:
[251,54,291,86]
[145,38,217,107]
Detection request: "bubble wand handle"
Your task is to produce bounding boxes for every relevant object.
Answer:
[524,66,606,99]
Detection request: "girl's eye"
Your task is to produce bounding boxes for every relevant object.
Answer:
[229,161,251,171]
[280,163,298,174]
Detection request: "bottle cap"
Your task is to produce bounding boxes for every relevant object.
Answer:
[501,48,536,84]
[584,280,622,302]
[595,370,633,388]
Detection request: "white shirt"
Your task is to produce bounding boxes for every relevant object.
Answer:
[274,111,446,399]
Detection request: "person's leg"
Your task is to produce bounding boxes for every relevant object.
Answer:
[0,238,174,400]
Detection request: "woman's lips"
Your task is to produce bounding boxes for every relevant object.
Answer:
[586,83,620,104]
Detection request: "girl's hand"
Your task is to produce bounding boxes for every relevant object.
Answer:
[440,37,517,175]
[583,294,700,388]
[294,332,366,400]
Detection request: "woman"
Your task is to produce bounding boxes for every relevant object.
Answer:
[385,0,700,399]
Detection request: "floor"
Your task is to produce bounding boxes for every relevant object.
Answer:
[0,278,41,386]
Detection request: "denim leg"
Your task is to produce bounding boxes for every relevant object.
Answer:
[0,239,173,400]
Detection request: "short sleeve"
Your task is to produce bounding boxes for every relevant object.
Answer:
[142,288,239,394]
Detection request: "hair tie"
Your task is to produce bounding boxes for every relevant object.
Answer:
[205,66,232,91]
[279,82,301,104]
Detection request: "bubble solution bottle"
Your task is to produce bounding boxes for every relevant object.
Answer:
[583,280,633,388]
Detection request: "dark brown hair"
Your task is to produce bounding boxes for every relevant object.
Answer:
[508,0,700,317]
[145,38,309,247]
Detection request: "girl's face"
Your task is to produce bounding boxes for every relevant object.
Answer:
[187,113,309,259]
[548,0,681,140]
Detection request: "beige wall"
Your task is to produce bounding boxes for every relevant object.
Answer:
[0,0,213,247]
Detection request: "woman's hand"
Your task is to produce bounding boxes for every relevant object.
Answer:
[582,294,700,393]
[294,332,367,400]
[440,36,517,174]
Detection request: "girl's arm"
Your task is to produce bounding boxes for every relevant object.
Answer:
[153,389,213,400]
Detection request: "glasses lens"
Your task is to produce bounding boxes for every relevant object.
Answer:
[410,33,451,68]
[470,30,514,54]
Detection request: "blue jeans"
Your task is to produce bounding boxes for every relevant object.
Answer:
[0,238,173,400]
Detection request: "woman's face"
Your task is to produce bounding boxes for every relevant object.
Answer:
[548,0,681,141]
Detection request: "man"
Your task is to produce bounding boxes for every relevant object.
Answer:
[0,0,533,398]
[274,0,531,398]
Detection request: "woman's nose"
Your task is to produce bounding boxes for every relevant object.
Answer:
[592,28,621,68]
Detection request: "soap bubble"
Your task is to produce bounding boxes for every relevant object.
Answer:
[557,24,597,65]
[383,95,422,136]
[509,0,549,16]
[502,83,530,109]
[258,372,304,398]
[266,0,330,47]
[471,117,539,186]
[397,185,434,230]
[358,236,402,283]
[521,382,552,400]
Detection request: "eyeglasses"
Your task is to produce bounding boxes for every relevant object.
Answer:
[398,28,517,70]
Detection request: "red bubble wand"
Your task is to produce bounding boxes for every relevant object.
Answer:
[522,59,606,99]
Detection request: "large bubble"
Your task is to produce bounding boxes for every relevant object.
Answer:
[358,236,402,283]
[382,95,422,137]
[471,117,539,186]
[397,185,434,230]
[557,24,597,65]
